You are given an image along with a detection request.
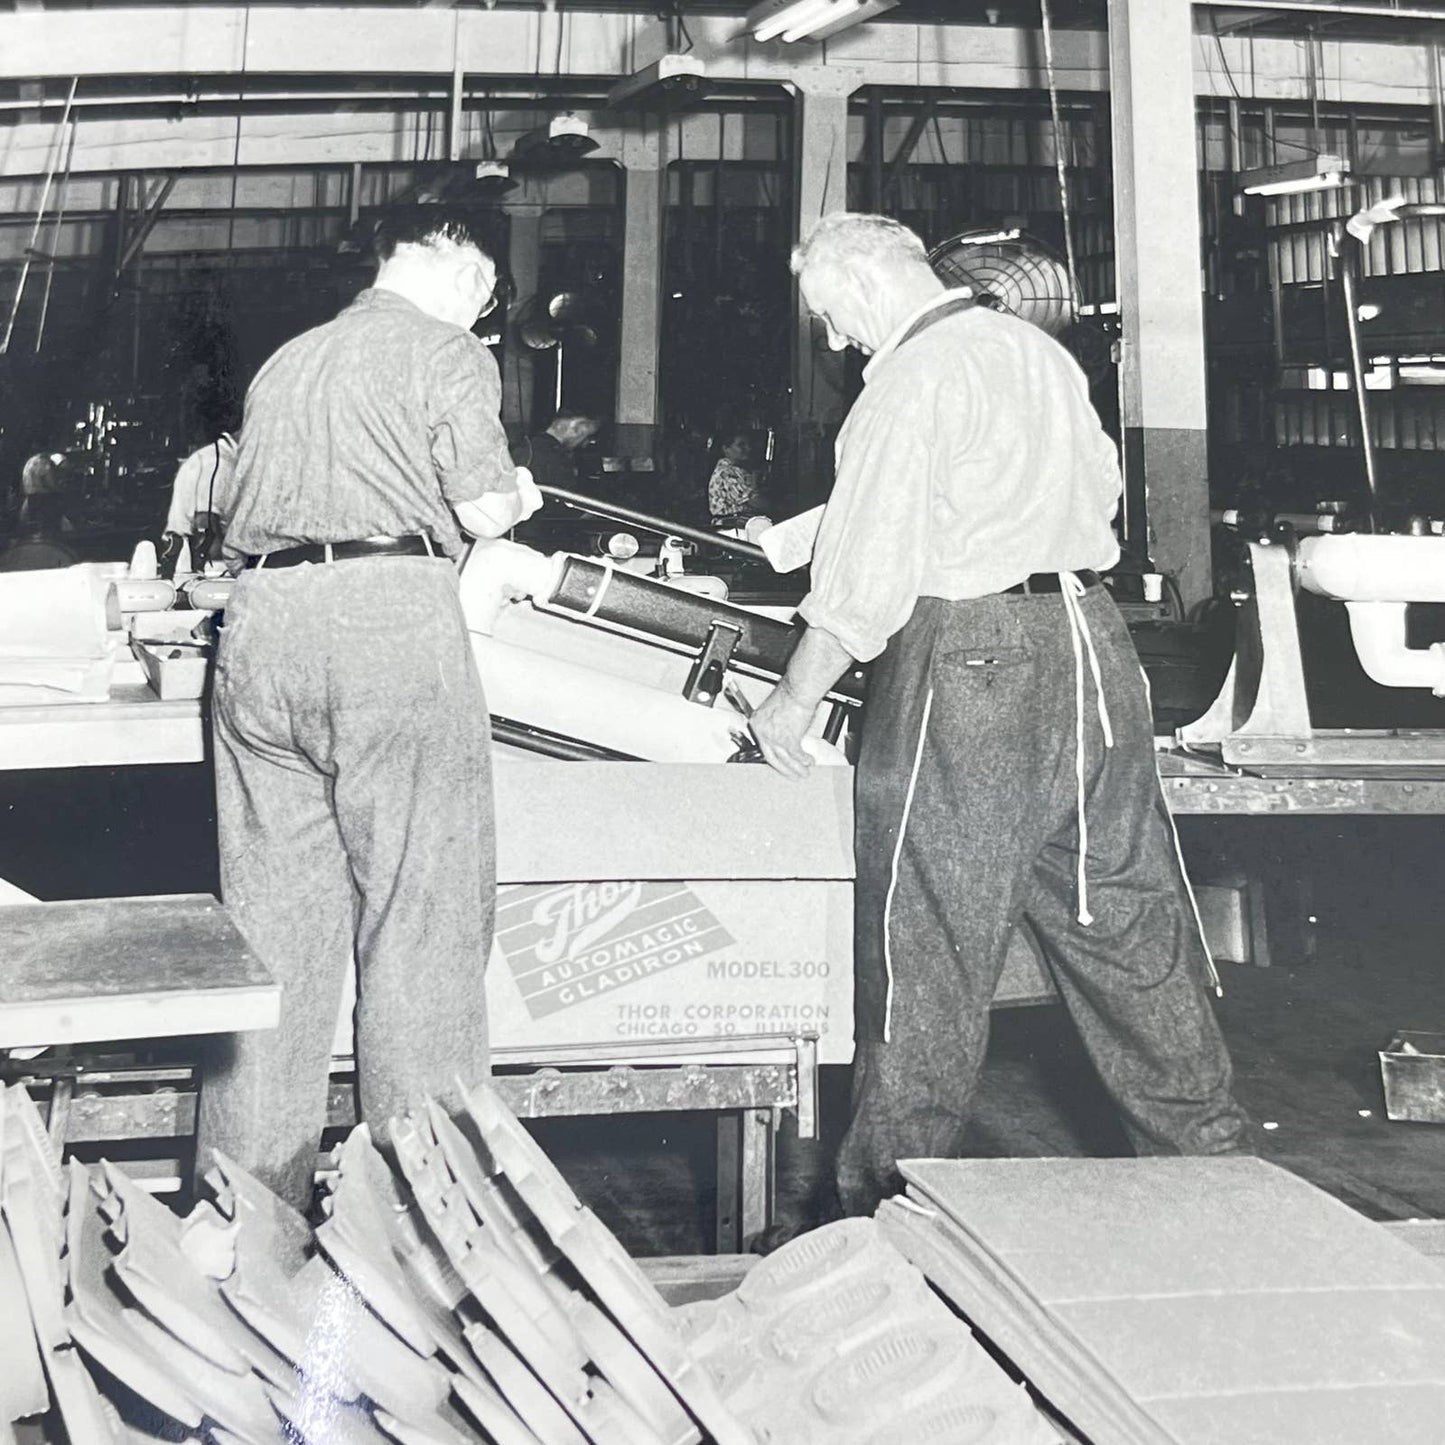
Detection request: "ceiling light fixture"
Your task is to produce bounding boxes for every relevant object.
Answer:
[746,0,899,45]
[1239,153,1350,197]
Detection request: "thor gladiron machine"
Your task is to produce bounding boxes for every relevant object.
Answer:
[1180,531,1445,771]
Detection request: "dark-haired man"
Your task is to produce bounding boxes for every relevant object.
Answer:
[197,207,541,1207]
[511,408,600,493]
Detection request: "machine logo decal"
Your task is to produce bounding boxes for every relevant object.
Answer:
[495,881,735,1018]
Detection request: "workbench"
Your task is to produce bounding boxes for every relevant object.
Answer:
[1159,752,1445,815]
[10,683,1445,812]
[0,683,203,771]
[0,689,842,1251]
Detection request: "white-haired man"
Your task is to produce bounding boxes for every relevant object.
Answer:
[749,213,1249,1216]
[197,206,542,1209]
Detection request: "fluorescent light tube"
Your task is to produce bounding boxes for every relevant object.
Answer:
[1240,154,1350,197]
[754,0,838,43]
[783,0,857,42]
[748,0,896,43]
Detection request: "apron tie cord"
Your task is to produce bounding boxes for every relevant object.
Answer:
[1060,572,1113,926]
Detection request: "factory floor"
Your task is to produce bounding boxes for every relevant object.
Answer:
[2,769,1443,1255]
[538,814,1445,1256]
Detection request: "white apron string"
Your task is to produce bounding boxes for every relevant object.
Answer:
[1059,572,1114,925]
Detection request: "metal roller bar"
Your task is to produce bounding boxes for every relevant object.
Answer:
[538,484,769,564]
[546,555,868,704]
[490,716,640,762]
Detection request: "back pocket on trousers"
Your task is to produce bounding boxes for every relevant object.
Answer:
[940,645,1032,673]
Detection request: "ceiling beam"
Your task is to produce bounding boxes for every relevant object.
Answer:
[0,7,1435,184]
[0,5,1430,104]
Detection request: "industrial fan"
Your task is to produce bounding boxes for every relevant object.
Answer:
[511,290,604,354]
[928,225,1117,385]
[927,227,1075,338]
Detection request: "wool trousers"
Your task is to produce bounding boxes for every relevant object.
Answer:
[197,556,494,1209]
[836,583,1250,1216]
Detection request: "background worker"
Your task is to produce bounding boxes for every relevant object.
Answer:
[160,420,240,573]
[195,205,542,1210]
[510,408,600,492]
[748,213,1250,1216]
[707,428,763,529]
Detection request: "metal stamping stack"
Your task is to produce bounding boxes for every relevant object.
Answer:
[880,1156,1445,1445]
[2,1079,1054,1445]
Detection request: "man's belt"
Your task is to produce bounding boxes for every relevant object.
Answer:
[244,534,437,570]
[1002,569,1100,596]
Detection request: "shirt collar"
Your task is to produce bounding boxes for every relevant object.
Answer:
[355,286,412,308]
[862,288,972,383]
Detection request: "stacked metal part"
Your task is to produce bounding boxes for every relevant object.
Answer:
[3,1079,1052,1445]
[880,1157,1445,1444]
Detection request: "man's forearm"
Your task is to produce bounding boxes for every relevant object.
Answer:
[777,623,855,711]
[747,622,855,779]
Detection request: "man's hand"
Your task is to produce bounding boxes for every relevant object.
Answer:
[747,622,856,780]
[748,680,819,781]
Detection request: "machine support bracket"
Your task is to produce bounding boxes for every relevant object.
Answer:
[685,621,742,706]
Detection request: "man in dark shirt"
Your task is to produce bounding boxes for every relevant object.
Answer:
[510,408,599,492]
[197,206,541,1209]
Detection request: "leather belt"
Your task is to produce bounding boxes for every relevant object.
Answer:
[244,534,436,570]
[1003,569,1100,596]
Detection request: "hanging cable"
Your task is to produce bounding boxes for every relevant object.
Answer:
[34,111,78,355]
[2,75,78,354]
[1038,0,1080,321]
[226,9,250,256]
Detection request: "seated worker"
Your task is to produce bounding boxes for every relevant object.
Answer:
[0,454,79,571]
[510,409,600,492]
[707,429,764,529]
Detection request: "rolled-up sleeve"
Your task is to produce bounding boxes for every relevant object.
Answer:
[796,373,943,663]
[429,333,518,505]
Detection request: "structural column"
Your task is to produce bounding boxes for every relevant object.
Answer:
[616,122,665,461]
[790,66,860,507]
[1108,0,1213,611]
[502,201,541,433]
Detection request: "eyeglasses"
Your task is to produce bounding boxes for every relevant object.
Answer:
[485,270,517,318]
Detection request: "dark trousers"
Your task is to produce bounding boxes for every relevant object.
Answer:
[196,557,494,1209]
[836,584,1250,1215]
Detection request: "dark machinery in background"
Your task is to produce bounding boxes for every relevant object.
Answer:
[1204,101,1445,526]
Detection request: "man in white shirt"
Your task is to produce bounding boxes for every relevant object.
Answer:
[750,213,1249,1216]
[164,433,238,539]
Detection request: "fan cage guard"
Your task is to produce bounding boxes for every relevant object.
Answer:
[927,229,1075,338]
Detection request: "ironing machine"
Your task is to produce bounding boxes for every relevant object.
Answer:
[1181,196,1445,774]
[1179,529,1445,770]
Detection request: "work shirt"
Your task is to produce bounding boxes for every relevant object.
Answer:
[225,289,517,561]
[165,434,238,536]
[511,433,576,492]
[708,458,760,521]
[798,294,1122,663]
